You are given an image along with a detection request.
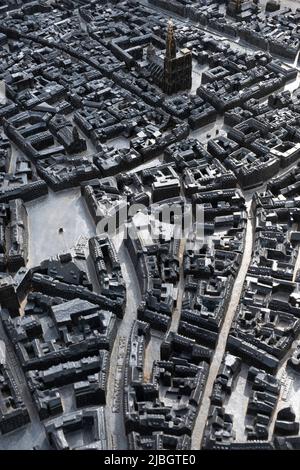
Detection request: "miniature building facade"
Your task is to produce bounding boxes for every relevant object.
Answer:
[227,0,256,18]
[148,19,192,95]
[163,19,192,94]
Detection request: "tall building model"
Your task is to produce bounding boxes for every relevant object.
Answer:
[148,19,192,95]
[227,0,257,18]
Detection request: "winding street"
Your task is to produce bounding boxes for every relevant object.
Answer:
[105,239,141,450]
[191,200,255,449]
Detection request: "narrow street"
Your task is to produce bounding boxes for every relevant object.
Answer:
[169,238,185,334]
[105,240,141,450]
[191,200,255,449]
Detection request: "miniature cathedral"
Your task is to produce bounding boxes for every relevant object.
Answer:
[147,19,192,95]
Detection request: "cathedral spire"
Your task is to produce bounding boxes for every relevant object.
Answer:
[166,18,176,60]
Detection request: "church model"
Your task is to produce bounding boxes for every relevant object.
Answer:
[147,18,192,95]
